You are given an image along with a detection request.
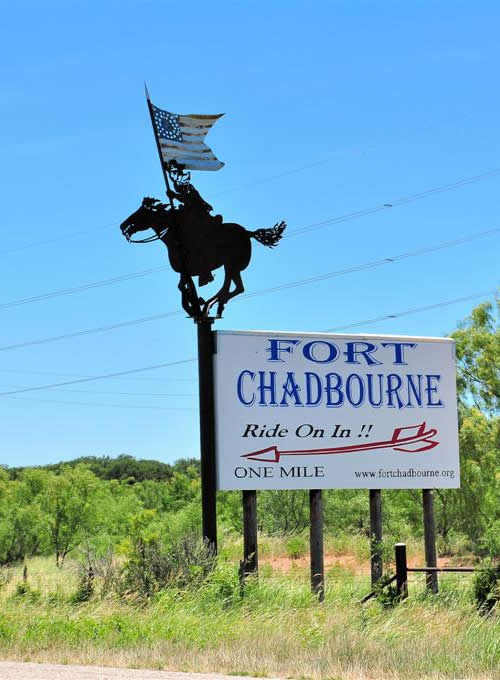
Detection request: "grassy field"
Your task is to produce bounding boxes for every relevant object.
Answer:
[0,542,498,680]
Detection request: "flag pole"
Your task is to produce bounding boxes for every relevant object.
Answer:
[143,87,216,555]
[144,82,174,208]
[143,83,201,318]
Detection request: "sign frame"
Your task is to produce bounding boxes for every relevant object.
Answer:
[214,330,460,491]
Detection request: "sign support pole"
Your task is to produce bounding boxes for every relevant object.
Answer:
[369,489,383,585]
[309,489,324,602]
[242,490,258,576]
[196,318,217,553]
[422,488,438,593]
[395,542,408,600]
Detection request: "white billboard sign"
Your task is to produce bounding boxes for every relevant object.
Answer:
[214,331,460,490]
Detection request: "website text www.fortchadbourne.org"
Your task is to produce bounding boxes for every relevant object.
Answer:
[354,467,456,480]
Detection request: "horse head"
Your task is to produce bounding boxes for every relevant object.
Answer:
[120,197,168,241]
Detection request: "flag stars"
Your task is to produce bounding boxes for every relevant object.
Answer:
[153,105,183,142]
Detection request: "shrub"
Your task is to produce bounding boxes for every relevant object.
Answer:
[200,561,240,607]
[13,582,41,602]
[473,561,500,614]
[374,571,400,608]
[71,544,120,602]
[286,535,307,560]
[121,532,215,598]
[0,567,11,591]
[71,563,94,604]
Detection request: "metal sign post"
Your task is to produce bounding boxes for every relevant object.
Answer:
[242,490,258,575]
[197,317,217,551]
[369,489,383,585]
[309,489,325,601]
[422,488,438,593]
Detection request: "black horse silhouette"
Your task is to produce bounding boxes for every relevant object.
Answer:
[120,197,286,318]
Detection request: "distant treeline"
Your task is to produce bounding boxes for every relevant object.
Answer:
[2,454,200,483]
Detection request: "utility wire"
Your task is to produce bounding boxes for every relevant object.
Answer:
[0,223,116,255]
[212,106,479,198]
[0,310,182,352]
[0,358,197,396]
[5,395,195,411]
[243,227,500,298]
[1,167,498,258]
[0,367,195,383]
[0,290,496,397]
[287,168,500,238]
[0,383,196,397]
[49,388,196,397]
[3,225,497,313]
[0,226,498,352]
[323,290,498,332]
[0,265,169,310]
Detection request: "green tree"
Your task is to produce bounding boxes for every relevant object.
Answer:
[453,297,500,413]
[435,296,500,554]
[0,471,50,564]
[39,465,100,566]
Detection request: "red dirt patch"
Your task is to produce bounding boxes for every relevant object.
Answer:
[260,551,453,574]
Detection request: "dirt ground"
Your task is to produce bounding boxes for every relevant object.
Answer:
[260,551,453,573]
[0,663,274,680]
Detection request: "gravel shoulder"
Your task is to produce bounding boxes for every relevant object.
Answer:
[0,663,274,680]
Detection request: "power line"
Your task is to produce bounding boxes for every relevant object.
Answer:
[0,226,498,352]
[243,227,500,298]
[213,107,480,198]
[0,223,116,255]
[50,388,196,397]
[323,290,498,332]
[5,395,195,411]
[2,167,498,260]
[0,310,182,352]
[0,290,496,397]
[287,168,500,238]
[0,265,169,311]
[0,383,196,397]
[212,158,332,197]
[0,358,197,396]
[0,367,195,383]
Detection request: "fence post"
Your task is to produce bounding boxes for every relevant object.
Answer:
[369,489,383,586]
[395,543,408,600]
[422,489,439,593]
[242,490,258,577]
[309,489,325,602]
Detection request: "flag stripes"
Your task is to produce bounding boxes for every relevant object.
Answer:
[151,103,224,171]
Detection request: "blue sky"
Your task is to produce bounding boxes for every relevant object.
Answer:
[1,1,499,467]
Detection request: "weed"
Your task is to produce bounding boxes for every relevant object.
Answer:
[13,582,41,602]
[121,532,215,598]
[473,560,500,614]
[373,571,400,608]
[0,568,12,591]
[286,535,307,560]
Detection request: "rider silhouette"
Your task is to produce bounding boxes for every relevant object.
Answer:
[167,161,222,286]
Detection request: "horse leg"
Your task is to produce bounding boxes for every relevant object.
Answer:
[215,270,245,317]
[225,270,244,302]
[178,275,191,315]
[202,268,244,318]
[202,270,232,317]
[178,274,201,317]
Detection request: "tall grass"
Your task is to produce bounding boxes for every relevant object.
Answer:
[0,550,497,679]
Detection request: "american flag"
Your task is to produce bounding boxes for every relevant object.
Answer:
[152,104,224,172]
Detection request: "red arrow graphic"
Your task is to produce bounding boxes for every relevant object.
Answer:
[241,422,439,463]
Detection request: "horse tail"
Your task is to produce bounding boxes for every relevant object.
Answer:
[250,220,286,248]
